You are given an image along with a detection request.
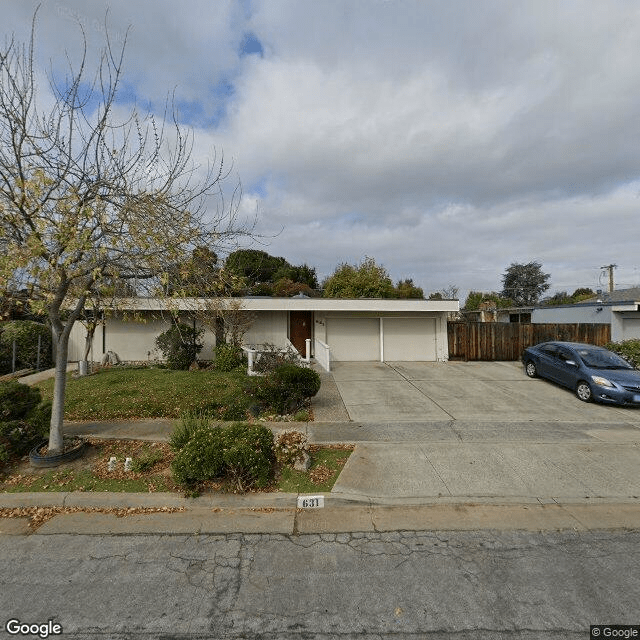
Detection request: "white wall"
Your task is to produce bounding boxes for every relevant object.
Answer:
[617,313,640,342]
[243,310,288,347]
[532,306,613,325]
[68,313,218,362]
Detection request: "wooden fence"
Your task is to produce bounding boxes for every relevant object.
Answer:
[447,322,611,361]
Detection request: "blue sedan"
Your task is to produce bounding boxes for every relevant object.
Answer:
[522,341,640,405]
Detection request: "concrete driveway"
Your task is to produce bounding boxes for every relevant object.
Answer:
[331,360,640,423]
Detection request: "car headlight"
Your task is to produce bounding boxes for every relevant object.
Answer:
[591,375,614,388]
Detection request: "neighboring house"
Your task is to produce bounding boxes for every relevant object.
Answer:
[531,288,640,342]
[461,304,533,323]
[68,296,459,370]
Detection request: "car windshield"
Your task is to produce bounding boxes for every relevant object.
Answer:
[577,348,633,369]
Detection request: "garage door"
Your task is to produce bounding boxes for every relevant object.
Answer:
[326,318,380,361]
[383,317,437,361]
[622,317,640,341]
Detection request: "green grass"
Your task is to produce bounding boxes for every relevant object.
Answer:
[1,469,171,493]
[278,447,352,493]
[0,439,352,494]
[35,367,254,421]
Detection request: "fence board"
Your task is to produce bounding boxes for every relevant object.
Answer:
[447,322,611,361]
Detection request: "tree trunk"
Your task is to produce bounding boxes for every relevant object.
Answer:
[83,321,97,362]
[48,329,71,454]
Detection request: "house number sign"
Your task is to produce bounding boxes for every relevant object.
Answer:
[297,495,324,509]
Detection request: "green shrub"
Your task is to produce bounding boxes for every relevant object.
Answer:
[0,380,42,420]
[170,427,226,487]
[214,343,245,372]
[221,423,275,490]
[130,448,165,473]
[253,343,301,374]
[170,410,213,452]
[155,323,204,370]
[25,400,53,434]
[251,364,321,415]
[0,381,50,461]
[170,422,275,492]
[272,364,321,398]
[0,320,53,374]
[606,340,640,369]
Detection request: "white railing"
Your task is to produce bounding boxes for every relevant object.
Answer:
[314,338,331,372]
[242,341,307,376]
[242,346,261,376]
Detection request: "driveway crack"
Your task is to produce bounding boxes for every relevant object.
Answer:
[387,363,456,420]
[418,443,453,496]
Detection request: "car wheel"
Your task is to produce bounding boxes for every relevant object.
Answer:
[525,361,537,378]
[576,381,592,402]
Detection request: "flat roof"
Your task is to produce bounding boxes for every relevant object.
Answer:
[102,296,459,313]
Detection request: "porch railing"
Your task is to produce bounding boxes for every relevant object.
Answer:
[314,338,331,372]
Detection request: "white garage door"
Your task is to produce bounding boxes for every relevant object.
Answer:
[622,317,640,341]
[383,317,437,361]
[326,318,380,361]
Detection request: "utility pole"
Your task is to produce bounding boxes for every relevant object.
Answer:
[600,264,617,293]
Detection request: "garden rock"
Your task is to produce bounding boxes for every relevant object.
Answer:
[294,452,311,472]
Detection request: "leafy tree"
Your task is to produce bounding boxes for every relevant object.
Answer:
[322,257,397,298]
[273,264,318,290]
[396,279,424,299]
[225,250,318,294]
[463,291,512,311]
[543,287,596,306]
[544,291,571,306]
[155,323,204,370]
[0,13,250,453]
[272,278,315,297]
[226,250,289,286]
[571,287,595,302]
[500,261,550,306]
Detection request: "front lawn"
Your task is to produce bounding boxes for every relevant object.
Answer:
[35,367,254,421]
[0,438,352,494]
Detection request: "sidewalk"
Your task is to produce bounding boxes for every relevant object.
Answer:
[4,416,640,535]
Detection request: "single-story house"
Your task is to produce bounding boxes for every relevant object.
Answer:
[67,296,459,370]
[461,305,533,323]
[531,288,640,342]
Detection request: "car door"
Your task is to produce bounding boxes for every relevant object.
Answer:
[535,344,559,379]
[545,346,580,389]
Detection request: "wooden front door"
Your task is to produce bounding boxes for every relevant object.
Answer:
[289,311,312,356]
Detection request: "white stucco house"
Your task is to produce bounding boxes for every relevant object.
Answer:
[531,288,640,342]
[67,296,459,370]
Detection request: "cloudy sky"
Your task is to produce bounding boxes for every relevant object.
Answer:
[5,0,640,301]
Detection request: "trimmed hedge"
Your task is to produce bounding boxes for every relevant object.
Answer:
[251,364,321,414]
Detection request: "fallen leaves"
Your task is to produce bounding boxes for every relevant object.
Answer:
[0,506,184,530]
[308,465,332,485]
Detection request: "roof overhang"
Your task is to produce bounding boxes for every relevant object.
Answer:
[98,296,459,314]
[612,304,640,312]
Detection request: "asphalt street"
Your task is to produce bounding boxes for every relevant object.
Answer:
[1,529,639,639]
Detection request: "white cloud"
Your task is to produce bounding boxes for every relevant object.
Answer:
[5,0,640,300]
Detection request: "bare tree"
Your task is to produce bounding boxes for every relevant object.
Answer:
[0,12,251,454]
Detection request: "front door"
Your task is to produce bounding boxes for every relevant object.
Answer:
[289,311,312,356]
